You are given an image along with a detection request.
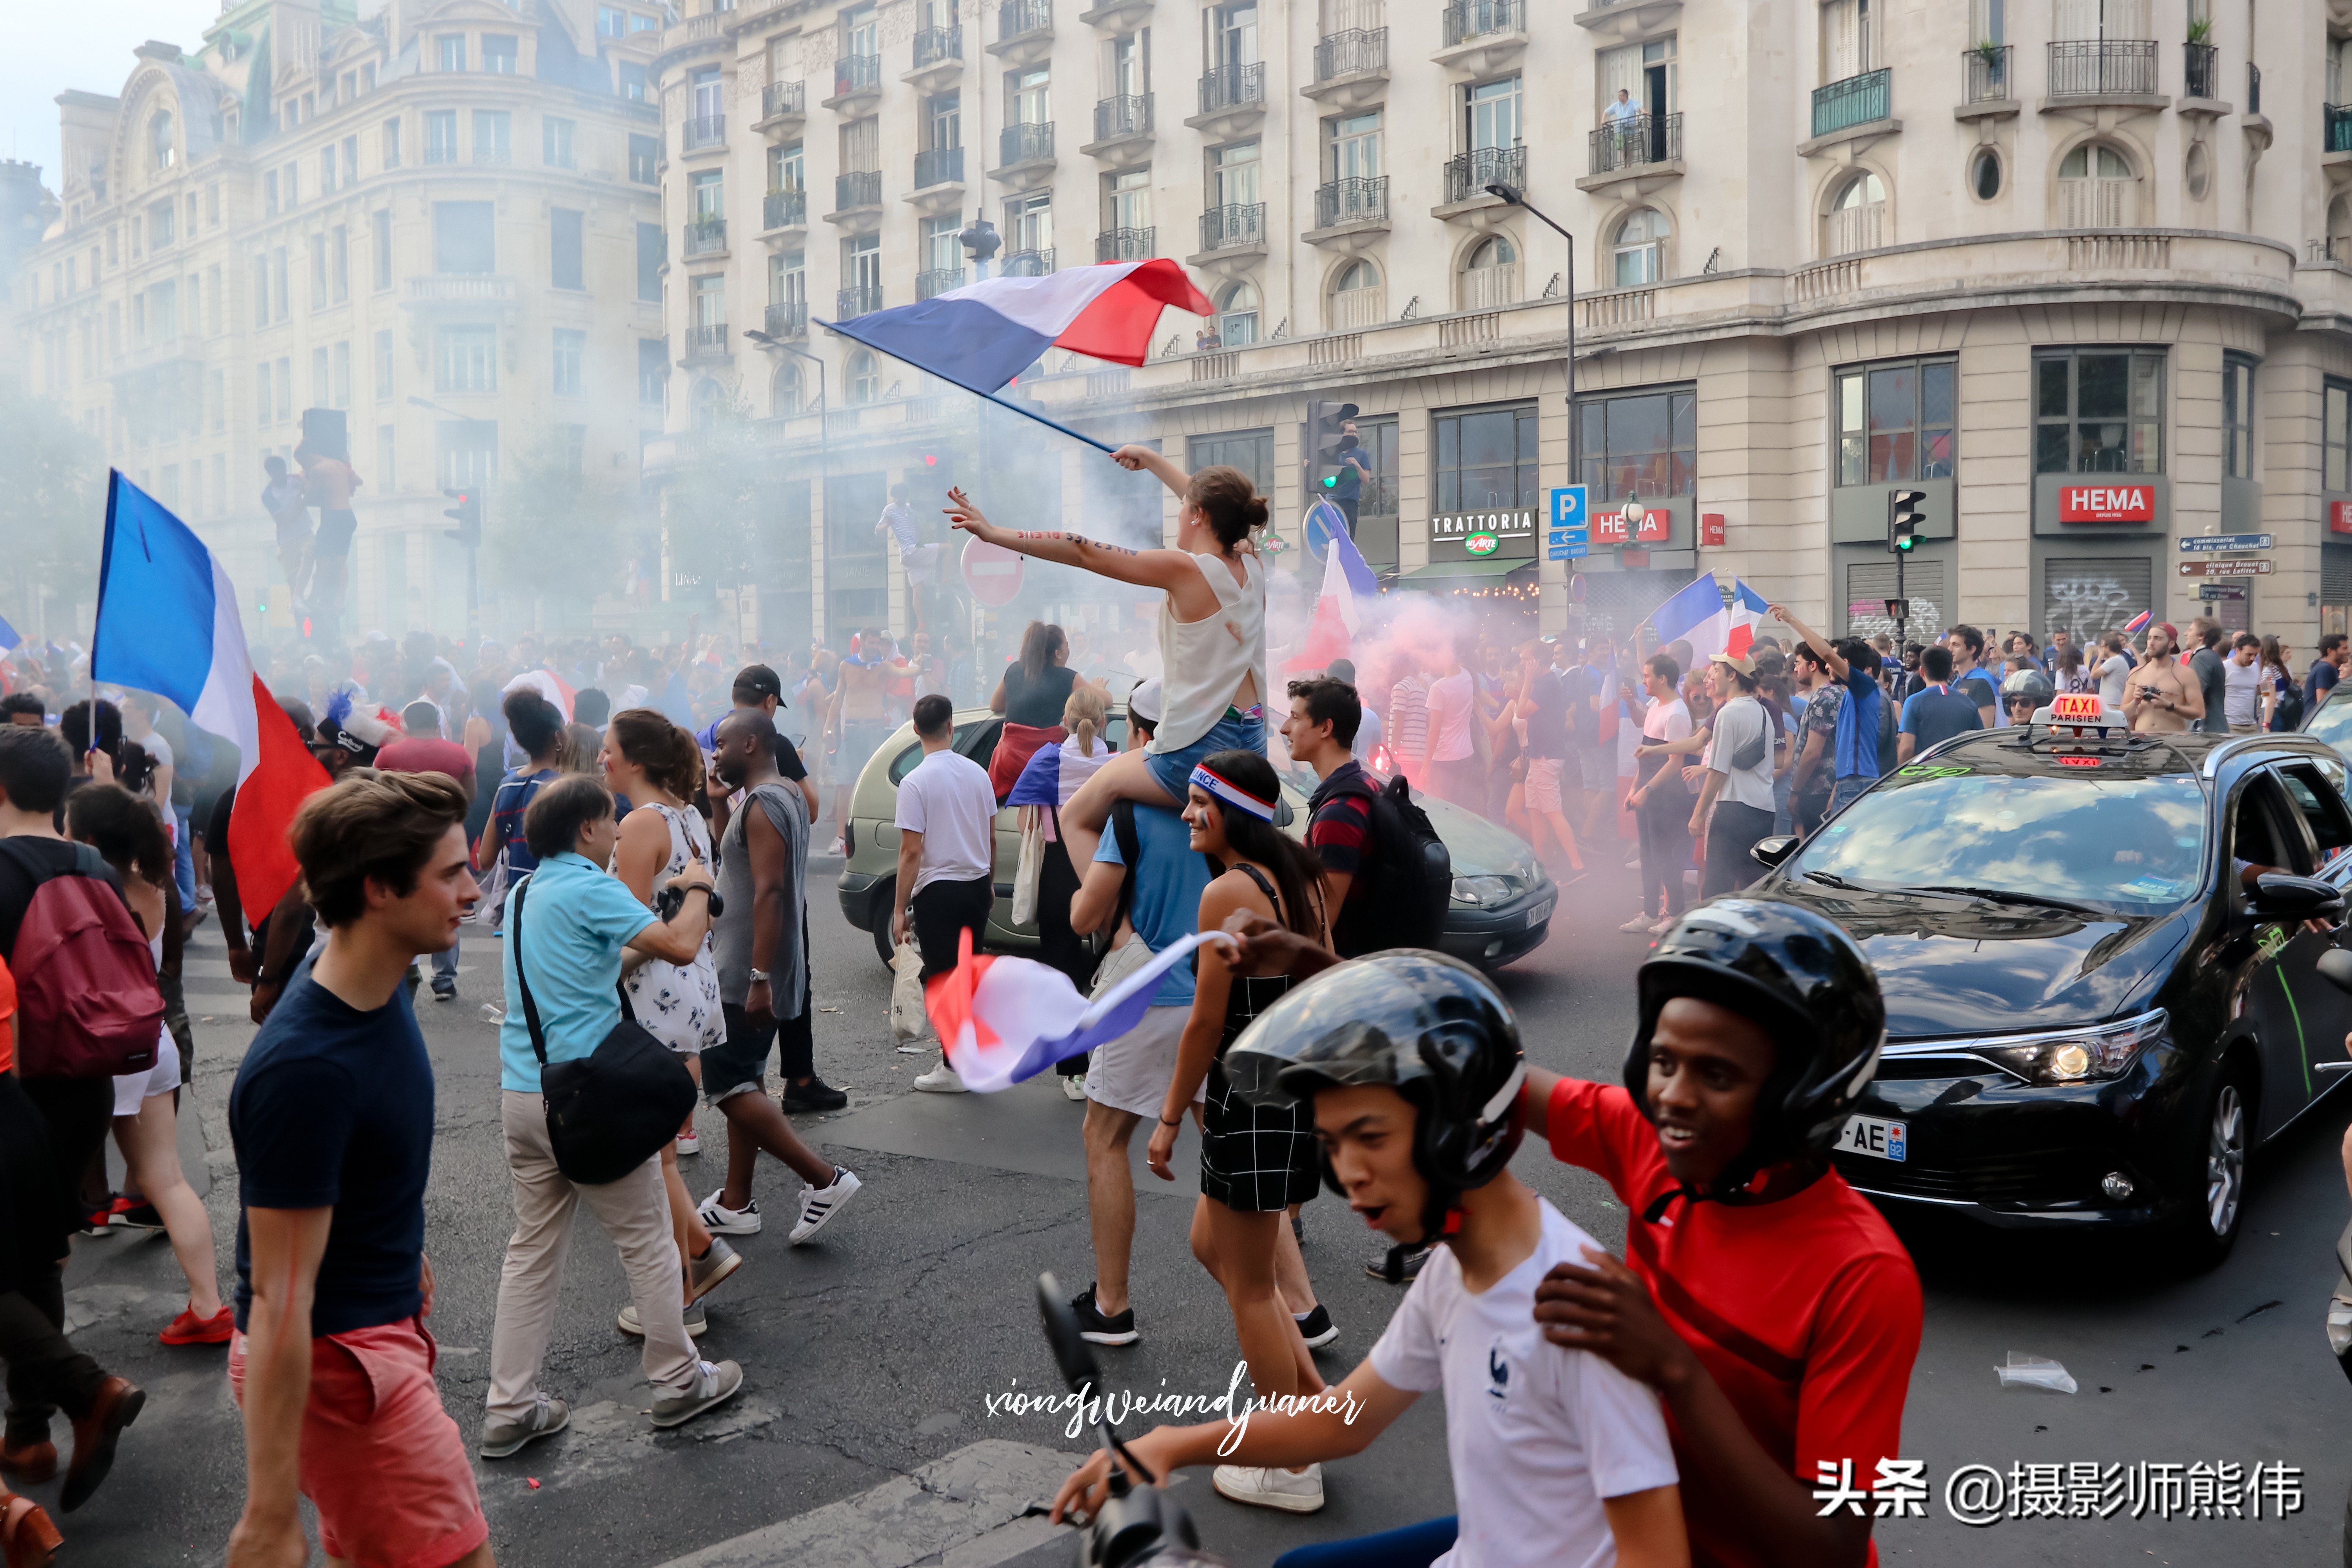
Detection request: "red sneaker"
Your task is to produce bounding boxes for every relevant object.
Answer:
[158,1306,234,1347]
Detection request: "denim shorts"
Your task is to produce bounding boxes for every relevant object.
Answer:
[1144,708,1266,800]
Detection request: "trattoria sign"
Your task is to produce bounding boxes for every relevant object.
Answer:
[2058,484,2156,524]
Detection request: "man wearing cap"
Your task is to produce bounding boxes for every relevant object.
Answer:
[698,664,818,829]
[2121,622,2204,734]
[1689,652,1777,899]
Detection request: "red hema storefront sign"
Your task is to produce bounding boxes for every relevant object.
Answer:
[2058,484,2156,523]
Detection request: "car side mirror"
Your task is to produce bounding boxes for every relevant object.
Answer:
[2252,873,2346,920]
[1274,795,1295,828]
[1750,835,1800,870]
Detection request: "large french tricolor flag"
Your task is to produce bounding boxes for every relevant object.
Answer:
[1283,518,1379,673]
[1726,578,1770,659]
[925,927,1218,1093]
[820,259,1216,397]
[91,473,330,917]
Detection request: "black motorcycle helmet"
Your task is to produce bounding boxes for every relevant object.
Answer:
[1625,899,1885,1207]
[1225,951,1524,1255]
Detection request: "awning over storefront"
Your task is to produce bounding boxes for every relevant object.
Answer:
[1391,557,1537,583]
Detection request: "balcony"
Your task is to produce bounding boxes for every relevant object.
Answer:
[1305,177,1389,249]
[1001,247,1056,277]
[994,120,1055,187]
[1188,63,1266,134]
[2330,103,2352,154]
[837,284,884,319]
[473,142,512,166]
[1095,227,1155,263]
[829,169,883,229]
[1434,0,1526,76]
[425,142,459,165]
[916,267,966,300]
[762,189,806,231]
[758,80,806,128]
[908,25,964,88]
[826,52,882,109]
[681,114,724,153]
[684,217,728,258]
[2045,40,2161,105]
[990,0,1054,64]
[687,322,731,358]
[2183,40,2219,102]
[1083,93,1153,162]
[1191,203,1266,270]
[1582,112,1682,190]
[1306,29,1388,107]
[911,145,967,208]
[764,301,808,338]
[1809,67,1891,141]
[1957,45,2014,120]
[403,275,519,307]
[2249,63,2262,115]
[1436,143,1523,216]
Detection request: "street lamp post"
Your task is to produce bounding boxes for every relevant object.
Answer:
[1486,182,1577,635]
[743,330,829,644]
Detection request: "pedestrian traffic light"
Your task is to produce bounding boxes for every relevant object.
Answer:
[1307,401,1360,491]
[1887,489,1926,553]
[443,488,482,548]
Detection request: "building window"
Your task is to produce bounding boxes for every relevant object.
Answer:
[151,110,175,172]
[691,169,725,220]
[1970,147,2002,201]
[2328,379,2352,494]
[376,328,395,399]
[2056,142,2134,227]
[1459,234,1517,310]
[438,326,498,392]
[438,34,466,71]
[1610,209,1670,287]
[265,170,279,215]
[426,111,458,164]
[383,118,403,169]
[272,247,289,321]
[330,225,349,303]
[1464,75,1521,153]
[2222,353,2256,481]
[321,144,337,194]
[847,348,880,405]
[772,360,802,415]
[693,272,726,329]
[1575,387,1697,502]
[275,358,291,418]
[544,116,576,168]
[474,110,512,164]
[769,140,805,194]
[433,204,495,278]
[632,12,659,29]
[551,209,584,289]
[437,419,497,488]
[629,134,658,184]
[373,210,393,290]
[620,61,649,100]
[1213,279,1258,346]
[1329,259,1383,330]
[1436,402,1539,514]
[483,34,519,72]
[150,200,176,249]
[2033,349,2164,474]
[599,5,626,36]
[1834,359,1955,486]
[770,249,806,307]
[553,328,585,396]
[1826,171,1886,256]
[639,339,668,405]
[334,340,352,408]
[252,256,269,326]
[636,221,662,301]
[1189,428,1274,499]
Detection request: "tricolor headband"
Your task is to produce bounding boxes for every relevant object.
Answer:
[1189,763,1278,821]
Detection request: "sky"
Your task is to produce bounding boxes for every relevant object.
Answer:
[6,2,224,198]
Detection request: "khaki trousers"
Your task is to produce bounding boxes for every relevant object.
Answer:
[486,1091,699,1423]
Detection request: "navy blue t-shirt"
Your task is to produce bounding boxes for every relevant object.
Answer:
[1899,683,1985,753]
[229,969,435,1336]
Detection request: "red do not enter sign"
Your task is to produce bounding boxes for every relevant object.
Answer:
[961,537,1025,606]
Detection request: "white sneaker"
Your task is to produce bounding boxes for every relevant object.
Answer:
[1617,913,1658,933]
[1648,914,1678,935]
[1212,1463,1325,1514]
[676,1130,700,1156]
[1061,1074,1087,1102]
[913,1062,967,1093]
[789,1167,863,1244]
[697,1190,762,1236]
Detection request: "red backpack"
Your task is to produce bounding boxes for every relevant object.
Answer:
[0,841,164,1079]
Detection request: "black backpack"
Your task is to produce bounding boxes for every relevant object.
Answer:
[1324,771,1451,958]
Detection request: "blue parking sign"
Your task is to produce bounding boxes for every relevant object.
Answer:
[1550,486,1588,528]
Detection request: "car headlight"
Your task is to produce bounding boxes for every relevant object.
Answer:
[1974,1010,2168,1086]
[1451,875,1515,907]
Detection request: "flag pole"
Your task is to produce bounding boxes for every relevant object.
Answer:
[809,321,1121,456]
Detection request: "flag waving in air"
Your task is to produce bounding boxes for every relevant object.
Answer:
[91,472,330,917]
[925,927,1222,1093]
[1283,517,1378,673]
[1648,572,1731,662]
[1727,578,1771,659]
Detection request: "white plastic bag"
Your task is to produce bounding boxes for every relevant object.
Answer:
[889,935,931,1043]
[1994,1352,2077,1394]
[1011,807,1045,927]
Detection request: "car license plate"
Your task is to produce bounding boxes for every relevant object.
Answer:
[1524,898,1553,930]
[1836,1115,1907,1162]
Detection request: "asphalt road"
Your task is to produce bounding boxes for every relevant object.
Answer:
[27,849,2352,1567]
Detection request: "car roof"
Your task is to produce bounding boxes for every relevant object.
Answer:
[1922,725,2344,782]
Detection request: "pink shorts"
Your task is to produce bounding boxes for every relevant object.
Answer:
[229,1316,488,1568]
[1523,756,1566,815]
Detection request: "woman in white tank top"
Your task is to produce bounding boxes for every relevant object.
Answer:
[946,448,1271,867]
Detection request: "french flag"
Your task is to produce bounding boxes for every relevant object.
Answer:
[1005,731,1114,809]
[1726,578,1770,659]
[1650,572,1732,662]
[503,668,577,721]
[91,473,330,918]
[925,927,1218,1093]
[821,259,1216,397]
[2123,610,2152,635]
[1284,517,1379,673]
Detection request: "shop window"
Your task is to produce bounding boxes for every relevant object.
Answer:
[2034,349,2163,474]
[1435,402,1539,513]
[1575,387,1696,503]
[1834,359,1955,485]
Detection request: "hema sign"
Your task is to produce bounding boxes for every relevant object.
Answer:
[2058,485,2157,523]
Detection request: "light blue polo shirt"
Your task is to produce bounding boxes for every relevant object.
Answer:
[497,851,659,1092]
[1094,803,1214,1007]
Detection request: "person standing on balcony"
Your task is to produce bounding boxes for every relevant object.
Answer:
[1602,86,1641,161]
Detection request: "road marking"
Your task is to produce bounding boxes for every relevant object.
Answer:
[650,1438,1080,1568]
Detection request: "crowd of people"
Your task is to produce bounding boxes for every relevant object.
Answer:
[2,424,2337,1568]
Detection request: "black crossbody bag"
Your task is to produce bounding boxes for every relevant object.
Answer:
[510,875,699,1185]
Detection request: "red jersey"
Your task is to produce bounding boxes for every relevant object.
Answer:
[1546,1077,1922,1568]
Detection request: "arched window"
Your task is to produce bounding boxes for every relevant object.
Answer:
[1215,280,1259,346]
[151,110,175,173]
[691,377,724,430]
[1329,258,1383,331]
[1459,235,1518,310]
[847,349,880,405]
[2330,196,2352,265]
[2057,143,2135,227]
[1825,171,1886,256]
[1610,209,1671,287]
[771,360,801,416]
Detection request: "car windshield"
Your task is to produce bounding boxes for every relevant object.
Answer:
[2307,690,2352,763]
[1792,769,2209,909]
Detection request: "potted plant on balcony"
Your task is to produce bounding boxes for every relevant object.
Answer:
[2187,15,2213,44]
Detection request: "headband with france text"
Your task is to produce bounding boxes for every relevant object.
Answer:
[1189,763,1277,821]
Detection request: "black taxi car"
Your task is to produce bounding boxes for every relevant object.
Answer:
[1746,695,2352,1263]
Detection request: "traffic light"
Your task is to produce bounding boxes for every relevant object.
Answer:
[443,487,482,548]
[1887,488,1926,554]
[1307,400,1360,492]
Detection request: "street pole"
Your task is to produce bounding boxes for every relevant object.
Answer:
[1486,182,1574,632]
